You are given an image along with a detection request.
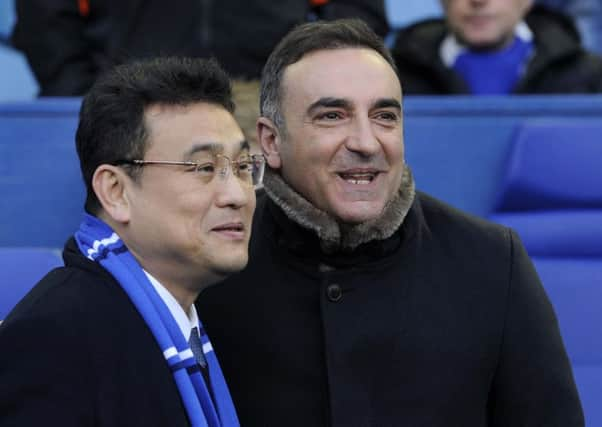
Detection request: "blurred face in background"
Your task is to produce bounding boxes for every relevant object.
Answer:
[442,0,533,50]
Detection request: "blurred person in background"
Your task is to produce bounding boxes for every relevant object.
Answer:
[11,0,388,149]
[391,0,602,94]
[11,0,388,95]
[537,0,602,54]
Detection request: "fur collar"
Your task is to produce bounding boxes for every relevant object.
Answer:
[262,166,416,253]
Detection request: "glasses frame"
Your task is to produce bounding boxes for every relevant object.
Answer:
[114,153,266,188]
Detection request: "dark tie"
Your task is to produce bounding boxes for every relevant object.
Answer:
[189,326,208,369]
[189,326,217,408]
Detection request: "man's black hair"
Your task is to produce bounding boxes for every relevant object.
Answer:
[76,56,234,213]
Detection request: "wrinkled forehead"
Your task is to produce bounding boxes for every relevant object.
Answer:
[281,48,402,111]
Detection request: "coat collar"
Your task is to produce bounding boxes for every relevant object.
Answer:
[261,166,416,254]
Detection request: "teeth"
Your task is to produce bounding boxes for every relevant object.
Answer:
[340,173,375,184]
[346,179,371,185]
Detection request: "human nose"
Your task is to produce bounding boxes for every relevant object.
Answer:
[215,155,234,180]
[214,163,252,208]
[344,116,381,156]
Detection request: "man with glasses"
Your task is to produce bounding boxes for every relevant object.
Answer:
[0,57,264,426]
[198,19,583,426]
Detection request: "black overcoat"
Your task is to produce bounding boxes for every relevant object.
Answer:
[198,191,584,427]
[0,239,190,426]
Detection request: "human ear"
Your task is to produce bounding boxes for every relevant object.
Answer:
[257,116,282,169]
[91,165,132,223]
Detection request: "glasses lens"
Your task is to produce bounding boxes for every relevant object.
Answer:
[212,154,265,188]
[231,155,265,187]
[234,157,255,185]
[251,155,265,187]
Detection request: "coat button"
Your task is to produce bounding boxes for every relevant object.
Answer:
[326,284,342,302]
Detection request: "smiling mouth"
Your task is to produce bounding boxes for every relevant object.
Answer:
[212,223,244,232]
[338,171,379,185]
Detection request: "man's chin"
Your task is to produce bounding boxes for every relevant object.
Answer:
[459,32,511,52]
[332,202,385,225]
[199,256,249,289]
[214,257,249,276]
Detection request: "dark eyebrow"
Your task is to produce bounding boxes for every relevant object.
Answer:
[372,98,402,111]
[307,97,402,116]
[307,97,353,115]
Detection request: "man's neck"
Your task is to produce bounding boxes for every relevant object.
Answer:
[144,269,198,318]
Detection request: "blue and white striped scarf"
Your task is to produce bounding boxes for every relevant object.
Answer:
[75,213,239,427]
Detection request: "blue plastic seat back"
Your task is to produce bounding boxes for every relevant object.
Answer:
[385,0,442,29]
[0,99,83,247]
[533,257,602,427]
[489,211,602,257]
[490,118,602,424]
[495,120,602,212]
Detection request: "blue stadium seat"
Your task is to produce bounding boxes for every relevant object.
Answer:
[403,95,602,217]
[534,259,602,427]
[490,119,602,426]
[0,247,63,320]
[0,98,84,247]
[494,120,602,212]
[385,0,442,30]
[2,96,602,250]
[0,45,38,102]
[0,0,15,44]
[0,0,38,101]
[384,0,442,46]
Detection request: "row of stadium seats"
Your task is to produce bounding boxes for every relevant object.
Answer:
[490,120,602,426]
[1,96,601,424]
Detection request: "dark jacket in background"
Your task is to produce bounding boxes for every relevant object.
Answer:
[391,6,602,94]
[11,0,389,96]
[198,191,584,427]
[0,239,190,426]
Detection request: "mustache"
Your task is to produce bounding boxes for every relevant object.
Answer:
[331,152,390,171]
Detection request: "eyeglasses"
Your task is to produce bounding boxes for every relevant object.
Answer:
[114,153,266,188]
